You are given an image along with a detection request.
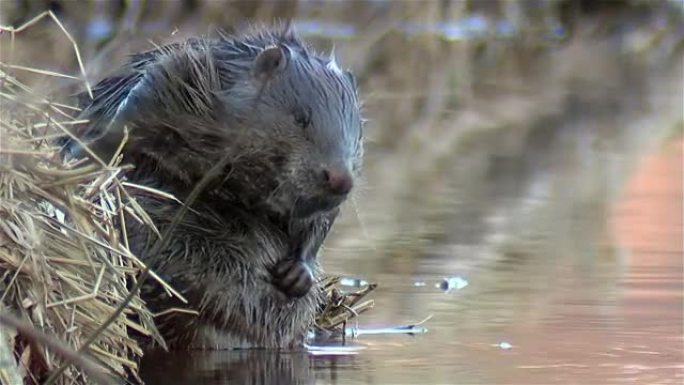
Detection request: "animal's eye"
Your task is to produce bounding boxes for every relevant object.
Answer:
[294,107,312,129]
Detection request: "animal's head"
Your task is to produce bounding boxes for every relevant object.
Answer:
[72,29,363,219]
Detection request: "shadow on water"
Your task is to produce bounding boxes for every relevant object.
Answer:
[140,349,317,385]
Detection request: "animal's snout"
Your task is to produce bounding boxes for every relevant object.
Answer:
[322,167,353,196]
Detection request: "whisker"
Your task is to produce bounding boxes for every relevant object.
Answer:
[350,195,376,252]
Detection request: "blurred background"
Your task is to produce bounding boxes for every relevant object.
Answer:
[1,1,682,384]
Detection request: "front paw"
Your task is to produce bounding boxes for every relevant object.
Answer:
[271,259,314,298]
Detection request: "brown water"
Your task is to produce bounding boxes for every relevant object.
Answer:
[139,61,683,384]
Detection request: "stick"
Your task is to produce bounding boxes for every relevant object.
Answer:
[0,312,118,385]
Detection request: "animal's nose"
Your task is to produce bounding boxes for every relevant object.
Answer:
[323,167,353,195]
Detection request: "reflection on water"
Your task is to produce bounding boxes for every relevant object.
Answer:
[141,349,315,385]
[140,39,683,384]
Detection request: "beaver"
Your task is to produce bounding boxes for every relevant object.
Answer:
[62,27,363,349]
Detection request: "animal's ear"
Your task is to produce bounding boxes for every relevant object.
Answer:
[253,45,287,79]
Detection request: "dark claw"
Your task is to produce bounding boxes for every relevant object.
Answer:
[271,259,314,298]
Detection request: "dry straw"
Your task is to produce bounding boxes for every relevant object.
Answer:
[315,276,376,333]
[0,11,165,385]
[0,11,375,385]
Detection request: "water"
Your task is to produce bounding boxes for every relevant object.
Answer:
[139,60,683,385]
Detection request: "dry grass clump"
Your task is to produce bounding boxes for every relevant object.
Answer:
[315,276,376,335]
[0,11,168,385]
[0,115,165,384]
